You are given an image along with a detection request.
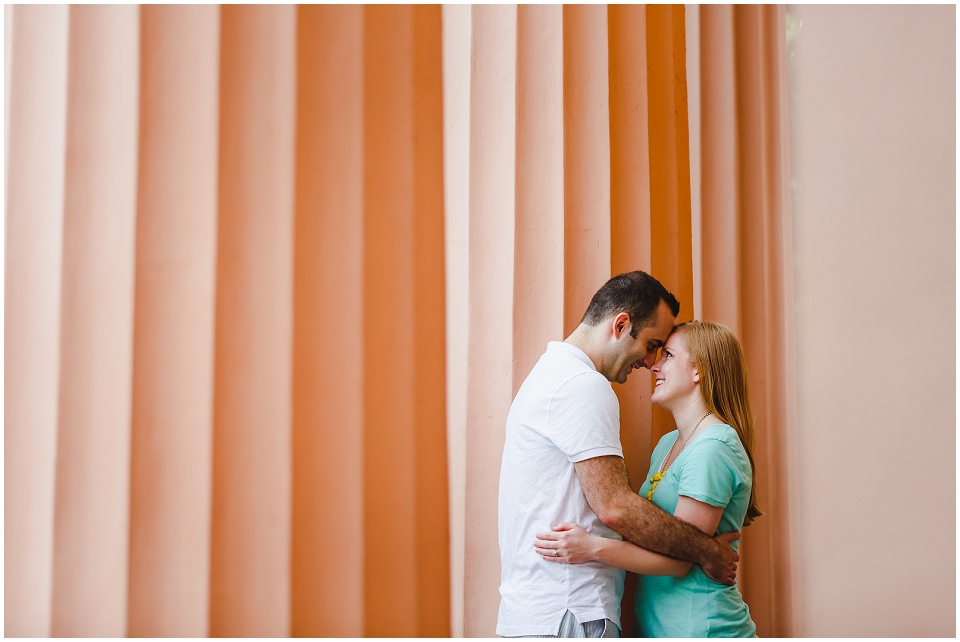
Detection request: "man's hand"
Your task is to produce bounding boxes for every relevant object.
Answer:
[701,531,741,585]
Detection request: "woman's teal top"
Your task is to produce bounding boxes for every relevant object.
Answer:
[635,423,758,638]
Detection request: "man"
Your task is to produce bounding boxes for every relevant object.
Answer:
[497,271,740,638]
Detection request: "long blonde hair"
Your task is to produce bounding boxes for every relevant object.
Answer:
[674,320,763,526]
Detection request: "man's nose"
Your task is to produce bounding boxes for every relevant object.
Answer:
[644,353,658,369]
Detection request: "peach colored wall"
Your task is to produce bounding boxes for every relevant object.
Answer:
[6,6,450,637]
[10,5,952,638]
[788,5,955,636]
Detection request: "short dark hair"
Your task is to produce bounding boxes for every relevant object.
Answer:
[579,271,680,338]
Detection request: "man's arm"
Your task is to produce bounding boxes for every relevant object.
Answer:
[573,455,740,585]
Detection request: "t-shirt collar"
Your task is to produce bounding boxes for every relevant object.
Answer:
[547,341,598,372]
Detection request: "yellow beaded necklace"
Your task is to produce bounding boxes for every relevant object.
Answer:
[645,412,711,501]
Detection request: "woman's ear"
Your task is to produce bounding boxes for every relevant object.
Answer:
[693,370,700,383]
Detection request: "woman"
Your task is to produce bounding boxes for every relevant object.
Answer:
[534,320,760,637]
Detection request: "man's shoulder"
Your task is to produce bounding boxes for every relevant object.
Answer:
[552,369,617,406]
[520,349,598,393]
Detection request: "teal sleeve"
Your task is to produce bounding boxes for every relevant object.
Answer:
[676,437,746,508]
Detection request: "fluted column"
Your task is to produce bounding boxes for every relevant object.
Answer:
[462,6,518,637]
[514,4,565,391]
[608,5,654,636]
[646,4,695,445]
[698,5,799,636]
[210,5,295,636]
[292,7,449,636]
[4,5,70,636]
[441,4,471,636]
[51,5,139,636]
[292,6,364,635]
[563,4,612,335]
[127,6,221,635]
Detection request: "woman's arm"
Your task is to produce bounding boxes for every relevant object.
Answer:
[534,496,730,577]
[594,536,692,577]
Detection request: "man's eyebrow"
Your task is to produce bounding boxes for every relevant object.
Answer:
[649,339,664,348]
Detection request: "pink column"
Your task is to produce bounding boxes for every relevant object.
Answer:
[209,5,295,636]
[464,5,517,636]
[514,4,565,390]
[4,5,69,636]
[50,5,139,636]
[562,4,611,335]
[127,6,220,636]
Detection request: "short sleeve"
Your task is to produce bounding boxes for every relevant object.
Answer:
[545,372,622,462]
[676,437,746,508]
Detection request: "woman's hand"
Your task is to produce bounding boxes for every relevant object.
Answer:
[533,523,604,564]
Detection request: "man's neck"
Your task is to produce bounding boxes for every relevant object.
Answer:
[564,324,605,374]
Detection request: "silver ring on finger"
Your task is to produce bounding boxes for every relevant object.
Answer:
[554,550,559,557]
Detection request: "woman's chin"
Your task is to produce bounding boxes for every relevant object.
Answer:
[650,389,667,407]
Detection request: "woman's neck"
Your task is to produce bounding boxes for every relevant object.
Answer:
[671,397,711,441]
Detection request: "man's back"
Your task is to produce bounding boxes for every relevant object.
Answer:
[497,341,626,637]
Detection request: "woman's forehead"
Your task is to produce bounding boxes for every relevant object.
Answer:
[665,331,688,351]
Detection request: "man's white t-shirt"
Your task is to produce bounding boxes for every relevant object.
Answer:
[497,341,626,637]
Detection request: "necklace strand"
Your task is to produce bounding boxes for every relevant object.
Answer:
[645,412,711,501]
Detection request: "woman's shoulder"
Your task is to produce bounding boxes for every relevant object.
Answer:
[700,422,743,446]
[690,424,750,467]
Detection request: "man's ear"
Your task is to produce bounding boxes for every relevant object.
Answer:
[612,312,631,339]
